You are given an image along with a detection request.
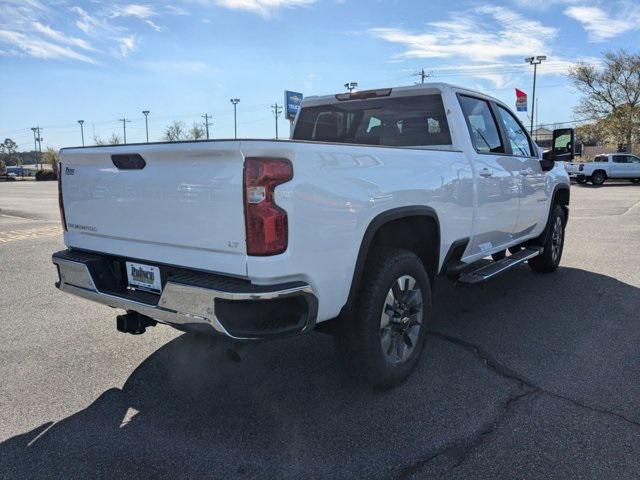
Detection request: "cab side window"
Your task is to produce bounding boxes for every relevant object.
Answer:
[495,105,532,157]
[613,155,629,163]
[459,96,504,154]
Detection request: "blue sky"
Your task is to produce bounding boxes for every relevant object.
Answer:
[0,0,637,149]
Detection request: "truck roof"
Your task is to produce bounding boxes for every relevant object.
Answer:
[300,82,502,107]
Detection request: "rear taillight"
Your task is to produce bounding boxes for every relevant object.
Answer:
[57,163,67,231]
[579,164,584,171]
[243,157,293,256]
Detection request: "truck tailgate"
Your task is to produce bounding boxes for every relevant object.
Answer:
[59,142,247,276]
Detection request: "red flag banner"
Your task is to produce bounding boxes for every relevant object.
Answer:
[515,89,527,112]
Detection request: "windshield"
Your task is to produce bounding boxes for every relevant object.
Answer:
[292,94,452,147]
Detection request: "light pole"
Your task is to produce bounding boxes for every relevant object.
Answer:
[142,110,150,143]
[230,98,240,139]
[525,56,546,136]
[78,120,85,146]
[344,82,358,93]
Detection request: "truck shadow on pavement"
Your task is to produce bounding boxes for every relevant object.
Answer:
[2,267,640,479]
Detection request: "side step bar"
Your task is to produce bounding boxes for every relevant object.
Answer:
[457,247,543,285]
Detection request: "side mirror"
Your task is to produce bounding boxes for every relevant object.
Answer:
[540,128,575,171]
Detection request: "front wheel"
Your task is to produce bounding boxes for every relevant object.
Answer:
[591,171,606,186]
[335,248,431,388]
[529,204,566,273]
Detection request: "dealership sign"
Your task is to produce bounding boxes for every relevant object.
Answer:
[285,91,303,121]
[515,89,527,112]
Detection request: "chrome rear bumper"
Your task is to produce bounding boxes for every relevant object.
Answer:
[52,250,317,340]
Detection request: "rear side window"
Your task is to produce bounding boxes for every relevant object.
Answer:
[613,155,628,163]
[292,94,452,147]
[458,96,504,154]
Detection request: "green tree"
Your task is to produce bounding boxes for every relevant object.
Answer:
[569,50,640,153]
[0,138,19,167]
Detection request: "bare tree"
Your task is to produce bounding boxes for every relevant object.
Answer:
[163,121,188,142]
[189,122,206,140]
[42,147,60,174]
[569,50,640,153]
[93,134,121,145]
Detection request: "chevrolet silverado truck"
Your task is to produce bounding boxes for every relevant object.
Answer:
[575,153,640,185]
[53,83,574,387]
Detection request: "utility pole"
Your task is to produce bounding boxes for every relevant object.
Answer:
[525,56,546,136]
[271,103,282,140]
[142,110,150,143]
[201,113,213,140]
[415,69,430,84]
[78,120,85,147]
[230,98,240,139]
[118,117,131,144]
[344,82,358,93]
[35,127,42,170]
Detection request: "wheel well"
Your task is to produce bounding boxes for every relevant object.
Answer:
[554,186,570,207]
[363,215,439,282]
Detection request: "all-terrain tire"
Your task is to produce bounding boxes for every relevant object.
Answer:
[529,204,566,273]
[335,248,431,388]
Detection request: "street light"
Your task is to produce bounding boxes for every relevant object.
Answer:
[77,120,85,147]
[344,82,358,93]
[230,98,240,139]
[525,55,546,136]
[142,110,150,143]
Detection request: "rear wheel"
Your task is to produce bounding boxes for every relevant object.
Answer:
[529,204,566,273]
[335,248,430,388]
[591,171,606,186]
[631,179,640,184]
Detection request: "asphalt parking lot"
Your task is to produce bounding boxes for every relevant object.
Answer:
[1,181,639,479]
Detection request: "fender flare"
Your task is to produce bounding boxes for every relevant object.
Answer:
[343,206,440,311]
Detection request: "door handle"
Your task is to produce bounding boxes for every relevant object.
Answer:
[519,168,534,176]
[478,167,493,178]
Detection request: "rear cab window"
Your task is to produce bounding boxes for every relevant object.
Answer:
[292,94,452,147]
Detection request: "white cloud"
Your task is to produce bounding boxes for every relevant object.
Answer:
[369,7,601,88]
[213,0,317,16]
[372,6,556,63]
[0,29,96,63]
[114,35,137,58]
[564,4,640,41]
[32,22,94,50]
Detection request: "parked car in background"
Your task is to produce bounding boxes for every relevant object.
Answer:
[576,154,640,185]
[564,161,584,182]
[53,83,574,387]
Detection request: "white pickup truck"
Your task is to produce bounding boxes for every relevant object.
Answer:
[53,83,573,387]
[572,154,640,185]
